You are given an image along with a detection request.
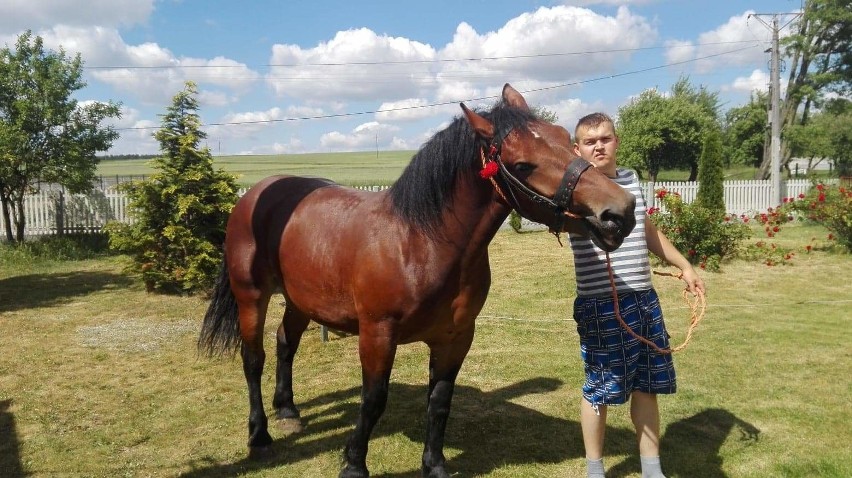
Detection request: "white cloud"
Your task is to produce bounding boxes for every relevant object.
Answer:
[725,69,788,97]
[664,11,796,73]
[266,6,656,111]
[267,28,437,102]
[439,6,656,85]
[104,105,158,155]
[560,1,656,5]
[375,98,446,122]
[319,121,401,150]
[727,69,769,94]
[0,0,154,33]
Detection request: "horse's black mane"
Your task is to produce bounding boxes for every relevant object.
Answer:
[389,101,538,235]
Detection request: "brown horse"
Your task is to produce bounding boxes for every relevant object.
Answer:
[199,84,636,478]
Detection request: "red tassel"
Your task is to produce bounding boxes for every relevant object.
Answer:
[479,161,499,179]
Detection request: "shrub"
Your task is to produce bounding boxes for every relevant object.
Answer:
[0,233,111,266]
[105,82,239,293]
[509,210,523,232]
[648,189,751,271]
[780,183,852,252]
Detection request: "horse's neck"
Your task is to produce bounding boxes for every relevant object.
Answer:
[440,179,510,256]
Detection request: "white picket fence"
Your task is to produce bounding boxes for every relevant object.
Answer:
[0,179,824,238]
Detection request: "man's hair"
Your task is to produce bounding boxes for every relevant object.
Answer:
[574,112,615,141]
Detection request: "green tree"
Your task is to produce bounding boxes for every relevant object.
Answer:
[724,91,769,168]
[786,98,852,176]
[758,0,852,178]
[617,82,713,181]
[0,31,120,242]
[695,127,726,214]
[105,82,239,293]
[531,105,559,124]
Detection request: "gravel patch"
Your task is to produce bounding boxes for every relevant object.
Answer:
[77,318,197,353]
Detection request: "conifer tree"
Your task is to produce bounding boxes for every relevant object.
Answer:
[695,128,725,214]
[106,82,239,293]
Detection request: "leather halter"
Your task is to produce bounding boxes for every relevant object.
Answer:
[481,128,593,232]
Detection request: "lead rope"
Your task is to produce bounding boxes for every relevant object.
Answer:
[605,252,706,354]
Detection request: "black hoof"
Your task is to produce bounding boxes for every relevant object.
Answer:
[247,445,273,460]
[247,428,273,449]
[339,464,369,478]
[423,465,450,478]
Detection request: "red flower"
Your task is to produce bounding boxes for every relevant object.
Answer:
[817,184,825,192]
[773,226,779,233]
[818,193,826,202]
[656,189,668,199]
[798,193,806,199]
[479,161,499,179]
[828,233,835,240]
[648,207,659,215]
[688,249,696,256]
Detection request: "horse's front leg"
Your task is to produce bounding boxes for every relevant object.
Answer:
[339,322,398,478]
[273,307,310,432]
[422,329,475,478]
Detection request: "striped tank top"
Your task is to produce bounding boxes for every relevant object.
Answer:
[569,168,652,297]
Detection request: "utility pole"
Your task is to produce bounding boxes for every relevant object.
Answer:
[751,11,801,206]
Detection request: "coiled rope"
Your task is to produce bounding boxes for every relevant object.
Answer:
[605,252,706,354]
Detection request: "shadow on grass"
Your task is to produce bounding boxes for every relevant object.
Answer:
[0,400,24,477]
[0,271,134,313]
[179,377,640,477]
[608,408,761,478]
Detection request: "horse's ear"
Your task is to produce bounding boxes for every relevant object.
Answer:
[502,83,529,111]
[460,103,494,140]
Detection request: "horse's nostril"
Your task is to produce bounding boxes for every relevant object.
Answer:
[600,209,623,230]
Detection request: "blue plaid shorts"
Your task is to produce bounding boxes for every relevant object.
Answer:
[573,288,676,406]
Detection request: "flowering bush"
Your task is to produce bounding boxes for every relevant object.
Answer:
[648,189,751,271]
[779,183,852,252]
[740,240,796,267]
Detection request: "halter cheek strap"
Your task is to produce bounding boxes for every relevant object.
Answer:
[480,132,592,232]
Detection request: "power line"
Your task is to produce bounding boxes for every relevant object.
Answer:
[87,40,765,70]
[114,43,762,132]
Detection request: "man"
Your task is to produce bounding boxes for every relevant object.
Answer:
[569,113,705,478]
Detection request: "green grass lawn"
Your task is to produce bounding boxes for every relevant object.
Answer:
[1,223,850,477]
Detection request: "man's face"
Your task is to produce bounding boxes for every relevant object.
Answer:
[573,122,619,177]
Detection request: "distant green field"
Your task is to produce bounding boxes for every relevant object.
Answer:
[100,152,811,187]
[97,151,417,187]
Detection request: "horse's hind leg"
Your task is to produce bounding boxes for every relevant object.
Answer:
[273,305,310,430]
[235,291,274,452]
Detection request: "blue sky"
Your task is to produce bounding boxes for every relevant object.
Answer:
[1,0,804,156]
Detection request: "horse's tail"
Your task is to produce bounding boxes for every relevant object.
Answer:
[198,259,242,356]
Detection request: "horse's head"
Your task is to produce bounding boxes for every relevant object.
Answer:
[461,84,636,251]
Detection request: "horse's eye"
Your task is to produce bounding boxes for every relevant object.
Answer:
[513,162,535,173]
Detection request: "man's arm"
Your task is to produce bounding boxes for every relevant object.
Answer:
[644,214,706,295]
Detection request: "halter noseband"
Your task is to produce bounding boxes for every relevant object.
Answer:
[480,128,593,234]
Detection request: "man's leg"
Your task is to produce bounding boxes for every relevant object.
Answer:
[630,391,660,456]
[631,391,665,477]
[580,398,607,477]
